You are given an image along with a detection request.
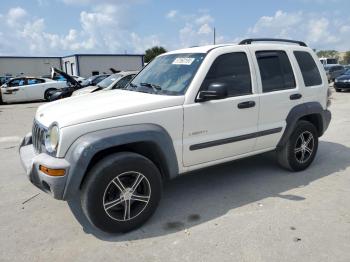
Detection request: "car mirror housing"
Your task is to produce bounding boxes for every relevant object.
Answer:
[197,82,228,102]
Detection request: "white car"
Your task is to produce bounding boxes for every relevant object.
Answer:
[19,38,331,234]
[0,77,67,104]
[72,71,137,96]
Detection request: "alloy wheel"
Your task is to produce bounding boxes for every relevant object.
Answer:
[103,171,151,221]
[294,131,315,164]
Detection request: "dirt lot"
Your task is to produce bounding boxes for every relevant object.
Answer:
[1,89,350,262]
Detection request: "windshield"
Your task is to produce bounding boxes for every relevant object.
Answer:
[128,53,206,95]
[97,74,122,88]
[344,69,350,75]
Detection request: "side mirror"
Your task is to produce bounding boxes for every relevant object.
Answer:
[197,83,228,102]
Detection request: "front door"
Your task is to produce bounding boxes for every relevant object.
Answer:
[183,49,259,167]
[1,78,27,103]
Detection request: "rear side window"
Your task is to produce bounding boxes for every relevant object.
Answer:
[294,51,322,86]
[201,52,252,97]
[256,51,296,93]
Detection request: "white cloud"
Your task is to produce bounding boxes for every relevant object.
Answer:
[166,10,178,19]
[242,10,350,51]
[0,4,159,55]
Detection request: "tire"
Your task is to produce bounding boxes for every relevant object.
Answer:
[277,120,318,172]
[81,152,162,233]
[335,88,341,92]
[44,88,57,101]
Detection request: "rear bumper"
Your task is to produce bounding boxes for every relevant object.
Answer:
[19,133,70,200]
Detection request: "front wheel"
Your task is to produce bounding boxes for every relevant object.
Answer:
[44,88,57,101]
[277,120,318,171]
[81,152,162,233]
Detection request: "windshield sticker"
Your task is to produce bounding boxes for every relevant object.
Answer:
[172,57,195,65]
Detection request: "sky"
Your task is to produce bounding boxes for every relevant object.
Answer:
[0,0,349,56]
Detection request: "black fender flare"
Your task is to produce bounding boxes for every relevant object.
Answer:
[277,102,331,149]
[62,124,179,200]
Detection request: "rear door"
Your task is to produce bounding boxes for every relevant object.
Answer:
[26,78,46,100]
[250,48,303,150]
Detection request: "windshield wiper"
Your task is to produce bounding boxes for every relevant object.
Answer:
[140,82,162,93]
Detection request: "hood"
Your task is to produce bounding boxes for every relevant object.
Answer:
[36,90,184,128]
[72,86,98,96]
[51,67,81,88]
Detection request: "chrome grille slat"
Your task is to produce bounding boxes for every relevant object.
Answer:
[32,121,46,153]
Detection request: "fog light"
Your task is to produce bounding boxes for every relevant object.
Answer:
[39,165,65,176]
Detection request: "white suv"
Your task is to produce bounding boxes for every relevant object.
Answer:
[19,38,331,234]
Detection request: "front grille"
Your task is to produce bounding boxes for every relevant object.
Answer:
[32,121,46,153]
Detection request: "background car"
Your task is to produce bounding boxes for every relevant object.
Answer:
[0,76,13,86]
[324,64,346,82]
[0,77,67,104]
[80,74,110,87]
[334,69,350,92]
[72,71,138,96]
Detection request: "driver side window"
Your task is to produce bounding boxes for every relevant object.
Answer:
[200,52,252,97]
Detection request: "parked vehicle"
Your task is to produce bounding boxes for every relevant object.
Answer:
[47,68,83,101]
[19,38,331,234]
[80,74,110,87]
[319,57,338,66]
[0,77,67,104]
[334,69,350,92]
[344,65,350,70]
[324,64,346,82]
[72,71,138,96]
[0,76,12,86]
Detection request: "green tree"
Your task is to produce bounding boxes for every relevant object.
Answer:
[316,50,339,59]
[144,46,167,63]
[343,51,350,64]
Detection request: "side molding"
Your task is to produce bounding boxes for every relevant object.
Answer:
[62,124,179,200]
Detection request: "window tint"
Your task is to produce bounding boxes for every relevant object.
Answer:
[294,51,322,86]
[114,75,134,89]
[27,78,45,85]
[201,52,252,97]
[256,51,296,92]
[8,78,26,87]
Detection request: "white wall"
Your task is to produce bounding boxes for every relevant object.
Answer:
[78,55,143,77]
[0,57,61,77]
[61,56,78,75]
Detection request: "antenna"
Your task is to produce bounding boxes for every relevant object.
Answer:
[213,27,216,45]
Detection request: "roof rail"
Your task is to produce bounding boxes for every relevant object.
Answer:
[239,38,307,47]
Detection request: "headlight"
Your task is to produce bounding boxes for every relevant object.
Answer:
[45,124,60,154]
[335,79,338,83]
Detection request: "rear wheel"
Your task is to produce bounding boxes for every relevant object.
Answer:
[277,120,318,171]
[81,152,162,233]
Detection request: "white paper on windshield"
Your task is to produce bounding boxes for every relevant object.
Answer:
[172,57,195,65]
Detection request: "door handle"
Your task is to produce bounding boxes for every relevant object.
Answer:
[237,101,256,109]
[290,93,302,100]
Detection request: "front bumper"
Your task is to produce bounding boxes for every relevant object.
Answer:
[19,133,70,200]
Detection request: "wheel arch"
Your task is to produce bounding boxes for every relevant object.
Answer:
[62,124,179,200]
[277,102,331,149]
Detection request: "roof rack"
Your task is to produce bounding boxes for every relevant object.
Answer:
[239,38,307,47]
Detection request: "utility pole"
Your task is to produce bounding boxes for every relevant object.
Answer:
[213,27,216,45]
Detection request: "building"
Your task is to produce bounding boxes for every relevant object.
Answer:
[0,54,144,78]
[61,54,144,77]
[0,56,61,77]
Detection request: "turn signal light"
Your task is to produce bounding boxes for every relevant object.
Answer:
[39,165,65,176]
